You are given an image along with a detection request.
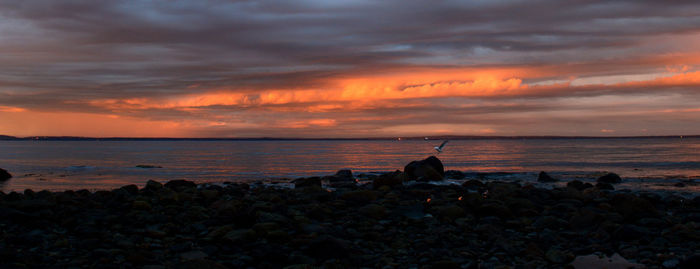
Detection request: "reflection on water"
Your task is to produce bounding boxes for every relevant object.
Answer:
[0,138,699,192]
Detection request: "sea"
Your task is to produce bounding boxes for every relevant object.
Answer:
[1,138,699,194]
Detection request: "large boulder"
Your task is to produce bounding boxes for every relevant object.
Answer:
[0,168,11,181]
[537,171,558,182]
[597,173,622,184]
[404,156,444,181]
[372,170,405,189]
[322,169,354,182]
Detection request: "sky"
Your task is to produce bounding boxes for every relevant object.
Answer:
[1,0,700,138]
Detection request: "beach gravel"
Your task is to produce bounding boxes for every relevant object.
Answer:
[0,177,698,268]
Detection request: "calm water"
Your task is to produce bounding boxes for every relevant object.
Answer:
[1,138,699,193]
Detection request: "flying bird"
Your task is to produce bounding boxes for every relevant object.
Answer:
[434,140,448,154]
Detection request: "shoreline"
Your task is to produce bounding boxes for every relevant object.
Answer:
[1,177,699,268]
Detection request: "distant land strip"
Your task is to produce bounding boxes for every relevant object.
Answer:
[1,135,698,141]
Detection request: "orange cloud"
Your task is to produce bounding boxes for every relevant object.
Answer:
[0,106,26,112]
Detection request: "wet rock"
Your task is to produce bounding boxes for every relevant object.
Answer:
[434,205,466,221]
[172,259,227,269]
[119,184,139,195]
[305,235,350,260]
[180,250,208,261]
[145,180,163,191]
[567,180,593,191]
[596,182,614,190]
[597,173,622,184]
[136,164,162,168]
[545,248,573,264]
[372,170,404,189]
[462,179,485,190]
[663,258,680,268]
[404,156,444,181]
[333,169,353,181]
[0,168,11,181]
[165,180,197,190]
[614,224,650,241]
[537,171,558,182]
[340,190,379,204]
[359,204,387,219]
[293,177,321,188]
[680,254,700,269]
[132,200,152,211]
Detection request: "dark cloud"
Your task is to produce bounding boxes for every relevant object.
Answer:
[1,0,700,136]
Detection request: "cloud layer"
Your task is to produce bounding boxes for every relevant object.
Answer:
[1,0,700,137]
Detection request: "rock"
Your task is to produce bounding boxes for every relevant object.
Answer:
[119,184,139,194]
[680,254,700,269]
[570,253,645,269]
[0,168,11,181]
[180,250,208,261]
[372,170,404,189]
[359,204,387,219]
[145,180,163,191]
[674,182,686,187]
[434,205,466,221]
[597,173,622,184]
[165,180,197,190]
[132,200,152,211]
[305,235,349,260]
[596,182,615,190]
[537,171,558,182]
[663,259,680,268]
[172,259,227,269]
[462,179,485,189]
[545,248,573,264]
[293,177,321,188]
[340,190,379,203]
[431,259,460,269]
[567,180,593,191]
[404,156,444,181]
[334,169,353,181]
[135,164,162,168]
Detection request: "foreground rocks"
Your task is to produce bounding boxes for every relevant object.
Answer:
[1,179,698,268]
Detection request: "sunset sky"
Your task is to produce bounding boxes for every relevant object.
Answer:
[1,0,700,137]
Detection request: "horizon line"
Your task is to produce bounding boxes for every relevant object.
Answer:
[1,134,698,141]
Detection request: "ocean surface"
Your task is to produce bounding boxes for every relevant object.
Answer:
[1,138,699,193]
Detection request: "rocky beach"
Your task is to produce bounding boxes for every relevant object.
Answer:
[1,156,699,269]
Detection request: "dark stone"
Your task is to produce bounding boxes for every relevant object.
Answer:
[135,164,162,168]
[674,182,686,187]
[293,177,321,188]
[404,156,444,181]
[567,180,593,191]
[462,179,485,190]
[305,235,350,260]
[334,169,353,181]
[144,180,163,191]
[164,180,197,190]
[119,184,139,195]
[596,182,614,190]
[680,254,700,269]
[537,171,558,182]
[372,170,404,189]
[613,224,649,241]
[597,173,622,184]
[0,168,11,181]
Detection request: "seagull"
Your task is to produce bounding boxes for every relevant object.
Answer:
[434,140,449,154]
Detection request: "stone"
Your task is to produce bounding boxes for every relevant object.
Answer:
[537,171,558,182]
[359,204,387,219]
[462,179,485,189]
[340,190,379,203]
[680,254,700,269]
[372,170,404,189]
[545,248,573,264]
[293,177,321,188]
[132,200,152,211]
[404,156,444,181]
[145,180,163,191]
[180,250,208,261]
[0,168,11,181]
[165,180,197,190]
[567,180,593,191]
[334,169,353,181]
[172,259,227,269]
[597,173,622,184]
[305,235,349,260]
[596,182,614,190]
[119,184,139,195]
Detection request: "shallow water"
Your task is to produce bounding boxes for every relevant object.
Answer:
[1,138,699,192]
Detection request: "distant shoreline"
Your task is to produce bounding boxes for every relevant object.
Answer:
[1,135,698,141]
